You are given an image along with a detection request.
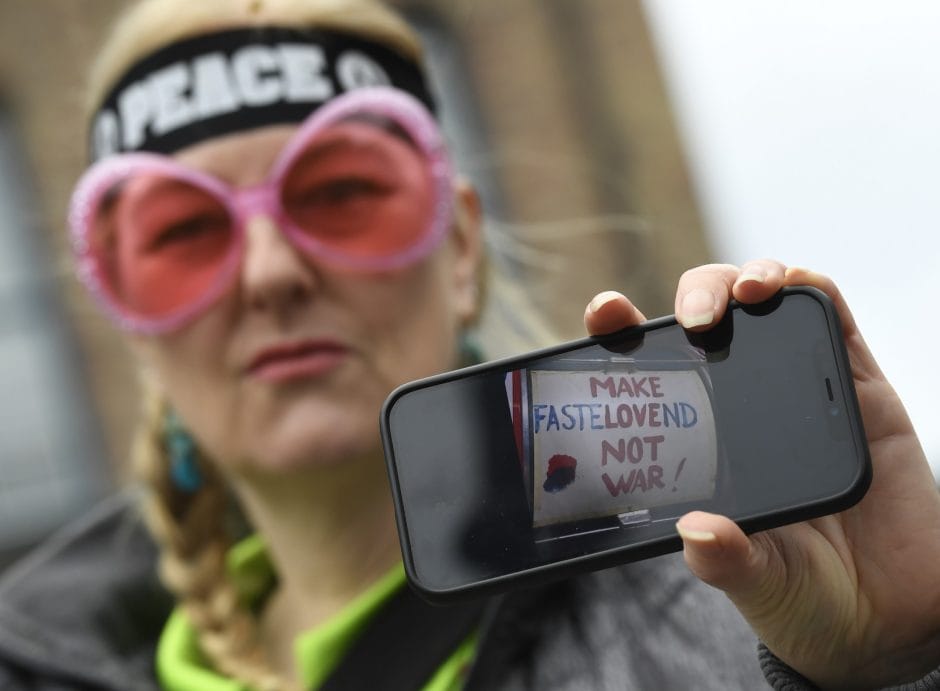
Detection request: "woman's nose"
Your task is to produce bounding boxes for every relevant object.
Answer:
[241,213,317,314]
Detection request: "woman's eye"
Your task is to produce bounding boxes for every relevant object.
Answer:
[295,177,388,206]
[147,214,228,251]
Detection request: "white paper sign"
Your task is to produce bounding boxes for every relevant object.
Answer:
[529,369,717,527]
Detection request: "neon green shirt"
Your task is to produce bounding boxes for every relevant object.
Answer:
[157,536,476,691]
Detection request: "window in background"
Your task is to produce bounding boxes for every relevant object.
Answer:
[0,99,109,568]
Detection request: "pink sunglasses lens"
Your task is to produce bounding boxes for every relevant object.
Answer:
[280,116,436,262]
[88,174,236,320]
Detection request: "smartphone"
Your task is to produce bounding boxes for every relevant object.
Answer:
[381,287,871,603]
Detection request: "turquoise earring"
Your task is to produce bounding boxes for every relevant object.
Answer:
[459,332,483,367]
[164,410,202,493]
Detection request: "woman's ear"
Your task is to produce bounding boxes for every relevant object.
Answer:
[128,339,164,394]
[450,177,484,325]
[127,335,176,409]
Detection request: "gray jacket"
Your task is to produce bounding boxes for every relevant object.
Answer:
[0,492,785,690]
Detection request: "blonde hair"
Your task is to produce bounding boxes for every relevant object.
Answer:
[96,1,426,688]
[134,382,286,689]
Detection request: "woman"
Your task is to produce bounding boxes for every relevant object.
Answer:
[0,1,937,690]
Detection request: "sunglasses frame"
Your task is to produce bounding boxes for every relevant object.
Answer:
[69,87,455,334]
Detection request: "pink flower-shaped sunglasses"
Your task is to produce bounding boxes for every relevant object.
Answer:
[69,87,454,334]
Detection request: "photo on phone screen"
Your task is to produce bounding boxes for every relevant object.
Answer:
[382,288,871,602]
[505,348,719,538]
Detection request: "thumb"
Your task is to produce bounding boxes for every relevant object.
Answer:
[675,511,771,597]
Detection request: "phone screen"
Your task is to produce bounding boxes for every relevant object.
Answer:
[383,289,870,600]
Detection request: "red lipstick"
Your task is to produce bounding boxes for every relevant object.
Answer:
[247,340,348,383]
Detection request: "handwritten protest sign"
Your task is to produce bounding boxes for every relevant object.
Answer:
[528,369,717,527]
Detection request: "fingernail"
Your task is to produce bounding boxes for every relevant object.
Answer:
[679,289,715,328]
[589,291,621,313]
[676,522,717,543]
[736,264,767,286]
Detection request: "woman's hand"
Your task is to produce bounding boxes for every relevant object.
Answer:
[583,260,940,689]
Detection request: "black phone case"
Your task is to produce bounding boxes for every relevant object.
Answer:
[381,286,872,604]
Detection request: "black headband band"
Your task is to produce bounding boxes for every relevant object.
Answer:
[88,26,436,162]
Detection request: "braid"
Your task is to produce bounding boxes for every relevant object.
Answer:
[133,382,301,691]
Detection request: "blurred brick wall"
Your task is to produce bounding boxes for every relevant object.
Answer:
[404,0,708,337]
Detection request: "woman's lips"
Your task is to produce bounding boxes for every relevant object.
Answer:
[246,340,348,383]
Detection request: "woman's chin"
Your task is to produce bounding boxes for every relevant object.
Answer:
[236,422,383,478]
